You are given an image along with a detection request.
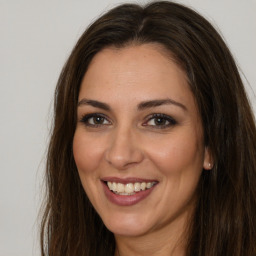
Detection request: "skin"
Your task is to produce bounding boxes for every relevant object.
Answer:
[73,44,212,256]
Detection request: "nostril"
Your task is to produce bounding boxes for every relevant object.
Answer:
[105,147,144,170]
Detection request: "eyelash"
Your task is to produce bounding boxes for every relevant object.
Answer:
[143,113,177,129]
[79,113,177,129]
[80,113,111,128]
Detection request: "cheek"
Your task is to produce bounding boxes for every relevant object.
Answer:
[73,130,107,205]
[144,131,204,176]
[73,130,104,175]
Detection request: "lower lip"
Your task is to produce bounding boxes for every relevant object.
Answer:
[102,182,157,206]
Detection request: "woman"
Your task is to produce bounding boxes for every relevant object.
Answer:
[40,1,256,255]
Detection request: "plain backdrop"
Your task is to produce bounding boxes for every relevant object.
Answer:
[0,0,255,255]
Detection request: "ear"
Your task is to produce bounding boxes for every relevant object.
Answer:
[203,146,213,170]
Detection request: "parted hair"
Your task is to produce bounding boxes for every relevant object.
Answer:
[41,1,256,255]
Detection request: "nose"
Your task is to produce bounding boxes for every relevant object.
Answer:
[105,126,144,170]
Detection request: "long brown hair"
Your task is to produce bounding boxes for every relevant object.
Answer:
[41,1,256,255]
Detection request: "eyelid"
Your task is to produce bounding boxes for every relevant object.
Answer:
[142,113,177,128]
[79,112,177,129]
[79,113,111,127]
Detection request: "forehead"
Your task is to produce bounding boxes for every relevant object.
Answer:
[79,44,195,111]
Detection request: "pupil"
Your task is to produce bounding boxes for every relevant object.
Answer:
[94,116,103,124]
[155,118,165,125]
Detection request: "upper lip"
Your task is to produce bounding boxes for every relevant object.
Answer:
[101,177,158,184]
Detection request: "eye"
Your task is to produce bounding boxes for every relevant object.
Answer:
[80,113,111,127]
[143,113,177,129]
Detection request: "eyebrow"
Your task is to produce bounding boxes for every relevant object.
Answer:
[77,98,187,111]
[138,99,187,111]
[77,99,111,111]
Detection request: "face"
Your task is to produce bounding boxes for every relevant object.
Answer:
[73,44,211,238]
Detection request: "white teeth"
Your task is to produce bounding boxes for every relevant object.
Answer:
[146,182,153,189]
[106,181,156,195]
[117,183,125,193]
[107,181,112,190]
[141,182,146,190]
[125,183,134,193]
[134,182,141,192]
[119,192,136,195]
[112,182,117,191]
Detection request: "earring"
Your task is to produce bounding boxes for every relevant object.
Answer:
[208,163,212,169]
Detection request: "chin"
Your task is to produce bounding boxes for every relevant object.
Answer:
[103,213,151,237]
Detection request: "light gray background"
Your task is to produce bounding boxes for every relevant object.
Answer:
[0,0,255,255]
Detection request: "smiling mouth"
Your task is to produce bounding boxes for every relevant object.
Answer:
[105,181,157,195]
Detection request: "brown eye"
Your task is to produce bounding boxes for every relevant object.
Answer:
[143,113,177,129]
[153,117,168,126]
[90,116,105,125]
[80,114,111,127]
